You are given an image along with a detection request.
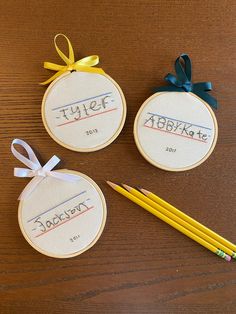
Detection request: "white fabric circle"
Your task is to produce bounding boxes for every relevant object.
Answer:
[134,92,218,171]
[18,171,106,258]
[42,71,126,152]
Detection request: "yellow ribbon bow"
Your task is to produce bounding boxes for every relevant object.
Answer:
[41,34,105,85]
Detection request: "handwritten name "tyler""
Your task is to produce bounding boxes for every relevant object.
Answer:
[55,93,115,125]
[144,113,211,143]
[33,199,92,235]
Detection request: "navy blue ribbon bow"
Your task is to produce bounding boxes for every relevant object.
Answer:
[155,54,218,109]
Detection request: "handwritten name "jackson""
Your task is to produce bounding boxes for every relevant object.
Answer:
[144,113,212,143]
[33,199,92,236]
[54,93,117,126]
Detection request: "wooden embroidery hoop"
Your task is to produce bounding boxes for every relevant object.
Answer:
[41,71,127,152]
[18,170,107,258]
[133,92,218,172]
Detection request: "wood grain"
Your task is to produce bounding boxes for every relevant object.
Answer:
[0,0,236,313]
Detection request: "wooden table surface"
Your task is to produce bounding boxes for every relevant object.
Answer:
[1,1,236,313]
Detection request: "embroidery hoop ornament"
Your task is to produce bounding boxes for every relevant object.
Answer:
[12,139,107,258]
[134,54,218,172]
[41,34,126,152]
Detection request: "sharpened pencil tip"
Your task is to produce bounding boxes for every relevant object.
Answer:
[106,181,118,189]
[139,188,151,196]
[121,183,132,192]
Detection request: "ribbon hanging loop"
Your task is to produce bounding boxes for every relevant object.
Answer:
[11,139,80,200]
[155,54,218,109]
[41,34,105,85]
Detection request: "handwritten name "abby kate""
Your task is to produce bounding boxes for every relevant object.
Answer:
[144,113,212,143]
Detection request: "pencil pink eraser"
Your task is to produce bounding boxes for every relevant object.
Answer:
[225,255,231,262]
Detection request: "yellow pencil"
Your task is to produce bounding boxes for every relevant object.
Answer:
[122,184,236,259]
[106,181,231,261]
[139,187,236,256]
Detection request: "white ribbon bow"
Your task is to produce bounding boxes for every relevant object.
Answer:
[11,139,80,200]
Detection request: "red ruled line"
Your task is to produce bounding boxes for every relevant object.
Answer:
[35,206,94,238]
[143,125,208,143]
[57,108,118,127]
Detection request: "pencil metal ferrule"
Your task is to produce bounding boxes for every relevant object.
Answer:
[216,249,231,261]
